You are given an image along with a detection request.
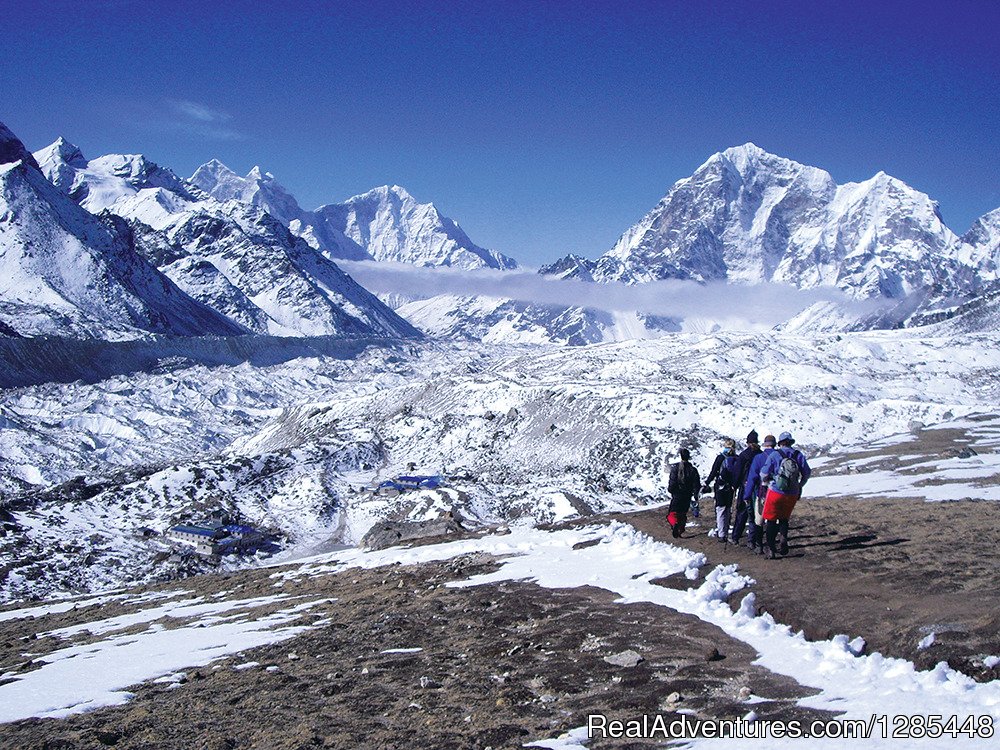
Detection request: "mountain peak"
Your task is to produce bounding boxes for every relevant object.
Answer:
[713,142,801,175]
[38,137,88,168]
[378,184,415,200]
[201,158,232,173]
[595,143,959,298]
[191,159,302,225]
[721,142,767,160]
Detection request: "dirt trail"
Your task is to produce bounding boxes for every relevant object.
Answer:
[617,495,1000,679]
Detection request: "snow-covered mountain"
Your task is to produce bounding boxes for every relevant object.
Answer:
[192,162,518,271]
[557,143,967,300]
[35,137,204,212]
[37,140,420,339]
[317,184,518,270]
[395,295,683,345]
[396,144,1000,345]
[0,125,243,339]
[395,295,613,345]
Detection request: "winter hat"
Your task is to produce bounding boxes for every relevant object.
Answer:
[778,431,795,445]
[746,430,759,444]
[679,447,691,461]
[763,434,777,447]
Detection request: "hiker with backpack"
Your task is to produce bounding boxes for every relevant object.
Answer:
[702,438,739,543]
[758,431,811,559]
[666,448,701,538]
[743,434,778,555]
[731,430,762,545]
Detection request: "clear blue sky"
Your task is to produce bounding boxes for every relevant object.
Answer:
[3,0,998,264]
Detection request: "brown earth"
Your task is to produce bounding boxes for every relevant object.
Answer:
[0,551,837,750]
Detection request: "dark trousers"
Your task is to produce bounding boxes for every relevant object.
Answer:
[745,515,761,549]
[732,499,750,543]
[764,519,790,555]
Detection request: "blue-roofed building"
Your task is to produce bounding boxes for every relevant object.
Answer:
[168,525,223,544]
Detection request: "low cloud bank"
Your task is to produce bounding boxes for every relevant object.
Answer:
[337,261,883,327]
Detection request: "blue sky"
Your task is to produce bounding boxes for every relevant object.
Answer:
[3,0,998,265]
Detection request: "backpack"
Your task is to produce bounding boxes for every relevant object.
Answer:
[720,454,738,488]
[773,450,801,494]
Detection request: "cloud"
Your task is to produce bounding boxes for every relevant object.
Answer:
[336,261,886,329]
[162,99,244,140]
[169,99,232,123]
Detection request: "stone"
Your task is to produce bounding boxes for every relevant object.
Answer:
[603,649,644,668]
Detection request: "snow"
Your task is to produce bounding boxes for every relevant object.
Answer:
[0,594,331,722]
[524,725,591,749]
[7,330,1000,602]
[0,589,188,623]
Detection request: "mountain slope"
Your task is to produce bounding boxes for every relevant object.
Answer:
[315,185,518,270]
[0,126,244,339]
[955,207,1000,279]
[190,160,372,262]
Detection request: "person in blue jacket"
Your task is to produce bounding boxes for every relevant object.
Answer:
[742,434,777,554]
[758,431,812,558]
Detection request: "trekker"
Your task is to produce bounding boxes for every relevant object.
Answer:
[731,430,762,545]
[667,448,700,538]
[743,434,777,554]
[759,431,812,558]
[702,438,739,543]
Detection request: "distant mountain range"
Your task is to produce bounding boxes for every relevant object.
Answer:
[190,161,518,271]
[0,123,418,339]
[3,119,1000,343]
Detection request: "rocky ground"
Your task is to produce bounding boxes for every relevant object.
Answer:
[2,421,999,749]
[0,542,837,750]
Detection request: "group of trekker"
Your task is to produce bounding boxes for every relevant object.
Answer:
[665,430,812,559]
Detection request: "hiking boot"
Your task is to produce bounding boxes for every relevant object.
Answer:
[779,541,789,555]
[763,547,776,559]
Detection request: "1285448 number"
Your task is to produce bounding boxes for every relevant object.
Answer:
[872,714,995,739]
